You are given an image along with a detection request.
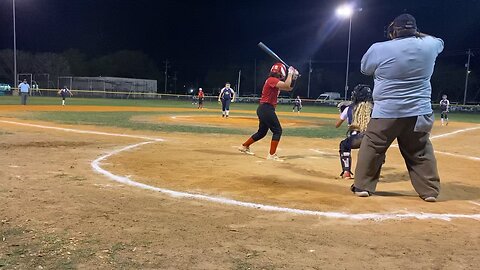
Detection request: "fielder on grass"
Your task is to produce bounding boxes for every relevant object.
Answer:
[218,83,236,118]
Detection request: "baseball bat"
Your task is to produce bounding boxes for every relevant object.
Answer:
[257,42,290,68]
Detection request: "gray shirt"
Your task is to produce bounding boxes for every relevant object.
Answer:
[361,35,444,118]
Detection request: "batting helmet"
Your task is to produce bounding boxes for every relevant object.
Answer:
[351,84,373,104]
[270,63,287,79]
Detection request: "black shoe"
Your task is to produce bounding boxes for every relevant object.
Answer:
[350,184,370,197]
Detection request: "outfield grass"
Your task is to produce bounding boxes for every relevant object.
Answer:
[20,111,345,138]
[1,96,479,139]
[0,96,339,113]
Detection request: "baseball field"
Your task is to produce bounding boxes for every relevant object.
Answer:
[1,96,479,269]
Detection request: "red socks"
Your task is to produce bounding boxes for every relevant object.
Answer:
[242,137,255,147]
[269,140,279,155]
[243,138,280,155]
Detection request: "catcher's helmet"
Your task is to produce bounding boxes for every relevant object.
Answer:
[337,101,352,112]
[351,84,373,104]
[270,63,287,79]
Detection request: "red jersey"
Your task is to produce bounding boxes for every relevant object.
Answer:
[259,77,281,106]
[198,91,204,98]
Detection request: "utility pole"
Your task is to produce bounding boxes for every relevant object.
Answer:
[463,49,473,105]
[163,60,169,93]
[253,59,257,96]
[307,59,312,98]
[13,0,17,90]
[344,15,352,100]
[237,70,241,96]
[173,72,177,93]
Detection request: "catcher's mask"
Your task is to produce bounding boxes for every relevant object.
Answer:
[351,84,373,104]
[385,13,418,39]
[337,101,352,112]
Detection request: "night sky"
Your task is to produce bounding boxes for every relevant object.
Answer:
[1,0,480,94]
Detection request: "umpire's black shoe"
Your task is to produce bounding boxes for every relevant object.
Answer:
[350,184,371,197]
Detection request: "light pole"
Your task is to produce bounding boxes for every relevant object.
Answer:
[463,49,473,105]
[336,4,355,101]
[13,0,17,91]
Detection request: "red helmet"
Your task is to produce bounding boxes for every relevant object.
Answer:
[270,63,287,79]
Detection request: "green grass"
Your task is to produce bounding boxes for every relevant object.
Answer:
[19,111,344,138]
[1,96,478,139]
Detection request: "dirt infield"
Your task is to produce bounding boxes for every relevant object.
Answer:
[1,105,479,269]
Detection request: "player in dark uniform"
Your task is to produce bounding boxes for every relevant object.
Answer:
[218,83,236,117]
[238,63,299,161]
[292,96,302,113]
[439,94,450,126]
[58,86,73,106]
[335,84,375,179]
[198,88,205,109]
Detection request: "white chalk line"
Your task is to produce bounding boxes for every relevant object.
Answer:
[430,126,480,140]
[470,201,480,207]
[91,142,480,221]
[0,120,164,142]
[3,120,480,221]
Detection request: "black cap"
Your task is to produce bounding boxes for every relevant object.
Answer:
[393,13,417,29]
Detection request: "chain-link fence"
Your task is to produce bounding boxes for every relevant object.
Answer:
[47,76,157,99]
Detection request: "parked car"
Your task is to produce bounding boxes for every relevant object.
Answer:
[316,92,341,101]
[315,92,342,105]
[0,83,12,96]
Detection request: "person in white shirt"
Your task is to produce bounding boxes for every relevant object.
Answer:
[18,79,30,105]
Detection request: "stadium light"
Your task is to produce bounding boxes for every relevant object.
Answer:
[336,4,353,18]
[336,4,361,100]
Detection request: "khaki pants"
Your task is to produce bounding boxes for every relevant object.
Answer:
[20,92,28,105]
[354,117,440,199]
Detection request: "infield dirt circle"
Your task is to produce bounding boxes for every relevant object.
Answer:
[1,104,479,269]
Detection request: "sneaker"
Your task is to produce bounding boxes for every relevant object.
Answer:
[238,145,254,155]
[267,153,284,162]
[423,196,437,202]
[222,114,225,118]
[350,184,370,197]
[342,171,354,180]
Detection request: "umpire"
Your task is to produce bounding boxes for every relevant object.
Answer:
[351,14,444,202]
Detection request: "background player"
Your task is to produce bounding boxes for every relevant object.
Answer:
[335,84,374,179]
[58,86,73,106]
[238,63,299,161]
[218,82,235,117]
[198,88,205,109]
[292,96,302,113]
[440,94,450,126]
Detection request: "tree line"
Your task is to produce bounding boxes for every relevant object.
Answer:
[0,49,477,102]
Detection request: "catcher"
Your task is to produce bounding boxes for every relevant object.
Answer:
[335,84,374,179]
